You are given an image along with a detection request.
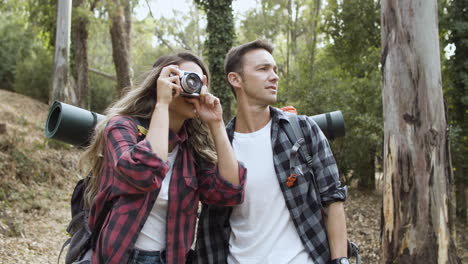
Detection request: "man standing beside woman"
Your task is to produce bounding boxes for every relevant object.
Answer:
[195,40,350,264]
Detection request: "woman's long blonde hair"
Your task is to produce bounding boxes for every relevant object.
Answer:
[81,52,217,208]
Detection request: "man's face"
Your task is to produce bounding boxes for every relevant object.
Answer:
[238,49,279,106]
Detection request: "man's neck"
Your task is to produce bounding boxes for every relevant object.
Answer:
[235,103,271,133]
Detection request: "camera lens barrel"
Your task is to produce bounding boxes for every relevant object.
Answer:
[44,101,105,147]
[180,72,202,94]
[310,111,345,140]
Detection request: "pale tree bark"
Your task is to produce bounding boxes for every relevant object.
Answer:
[380,0,460,263]
[50,0,76,105]
[109,0,133,95]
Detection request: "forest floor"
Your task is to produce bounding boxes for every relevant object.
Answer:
[0,89,466,263]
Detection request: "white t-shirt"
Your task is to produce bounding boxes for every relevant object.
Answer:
[134,145,179,251]
[228,120,312,264]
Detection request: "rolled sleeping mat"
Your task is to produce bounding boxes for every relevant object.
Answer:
[45,101,105,147]
[310,111,345,140]
[44,101,345,146]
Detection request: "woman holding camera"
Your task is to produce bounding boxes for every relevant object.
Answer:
[81,52,246,264]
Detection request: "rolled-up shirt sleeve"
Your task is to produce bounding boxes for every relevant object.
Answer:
[105,117,169,194]
[306,117,347,205]
[196,156,246,206]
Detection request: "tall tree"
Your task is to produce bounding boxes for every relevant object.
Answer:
[381,0,460,263]
[195,0,235,121]
[50,0,76,104]
[109,0,133,95]
[71,0,97,108]
[307,0,321,82]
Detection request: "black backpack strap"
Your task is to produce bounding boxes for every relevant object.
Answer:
[58,237,71,264]
[287,114,314,166]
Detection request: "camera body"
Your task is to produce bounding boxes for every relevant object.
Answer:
[174,70,203,97]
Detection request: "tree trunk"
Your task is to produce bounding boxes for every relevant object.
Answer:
[50,0,76,104]
[109,0,132,95]
[286,0,291,81]
[357,148,376,190]
[71,0,89,108]
[380,0,460,263]
[195,0,235,121]
[308,0,321,81]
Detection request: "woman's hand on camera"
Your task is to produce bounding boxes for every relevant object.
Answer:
[186,81,223,125]
[156,65,182,105]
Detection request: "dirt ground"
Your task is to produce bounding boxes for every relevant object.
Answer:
[0,89,466,263]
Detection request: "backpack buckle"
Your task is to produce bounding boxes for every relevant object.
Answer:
[286,173,297,187]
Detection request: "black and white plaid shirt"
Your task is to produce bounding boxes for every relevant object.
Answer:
[194,107,347,264]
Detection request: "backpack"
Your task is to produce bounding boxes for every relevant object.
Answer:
[283,111,361,264]
[58,178,92,264]
[58,117,149,264]
[58,177,114,264]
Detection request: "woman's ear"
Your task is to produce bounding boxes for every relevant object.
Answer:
[227,72,242,88]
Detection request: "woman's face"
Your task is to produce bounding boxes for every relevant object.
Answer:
[168,61,206,121]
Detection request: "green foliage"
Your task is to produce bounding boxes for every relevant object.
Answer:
[321,0,380,77]
[150,8,206,54]
[89,73,118,113]
[26,0,57,49]
[195,0,235,120]
[0,135,49,185]
[445,0,468,222]
[13,44,53,104]
[235,0,383,188]
[293,45,382,187]
[86,11,118,112]
[238,0,292,42]
[280,0,382,189]
[0,6,35,91]
[0,0,54,103]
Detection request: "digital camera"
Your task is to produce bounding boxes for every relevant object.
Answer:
[174,70,203,97]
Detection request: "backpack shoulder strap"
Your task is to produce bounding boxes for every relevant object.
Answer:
[285,113,314,167]
[283,112,323,210]
[285,112,361,263]
[58,237,71,264]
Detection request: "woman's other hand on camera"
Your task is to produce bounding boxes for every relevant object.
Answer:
[156,65,182,105]
[186,84,223,125]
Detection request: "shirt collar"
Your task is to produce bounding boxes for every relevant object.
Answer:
[226,106,289,142]
[168,121,189,145]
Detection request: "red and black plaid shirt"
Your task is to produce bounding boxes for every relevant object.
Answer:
[88,116,246,264]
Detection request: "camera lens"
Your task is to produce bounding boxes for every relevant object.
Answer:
[181,73,202,94]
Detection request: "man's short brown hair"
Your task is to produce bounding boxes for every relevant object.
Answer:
[224,39,274,95]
